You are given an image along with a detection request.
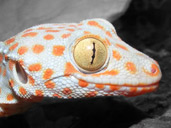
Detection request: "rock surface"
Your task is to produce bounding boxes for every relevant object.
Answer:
[130,107,171,128]
[0,0,131,41]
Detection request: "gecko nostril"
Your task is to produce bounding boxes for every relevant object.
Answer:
[151,68,157,74]
[15,62,28,84]
[143,63,160,77]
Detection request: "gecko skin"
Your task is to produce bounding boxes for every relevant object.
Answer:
[0,19,161,117]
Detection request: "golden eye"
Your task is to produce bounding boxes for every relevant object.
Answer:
[73,37,107,71]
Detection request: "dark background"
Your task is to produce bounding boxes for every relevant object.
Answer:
[0,0,171,128]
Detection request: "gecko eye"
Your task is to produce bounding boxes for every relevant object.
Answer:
[14,62,28,84]
[73,37,107,71]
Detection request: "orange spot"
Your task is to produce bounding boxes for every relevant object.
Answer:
[0,54,3,63]
[125,62,137,74]
[46,30,60,32]
[92,70,119,77]
[113,50,121,60]
[67,29,75,32]
[44,34,54,40]
[105,38,111,45]
[69,25,76,27]
[28,75,35,85]
[64,62,78,76]
[37,27,52,30]
[53,93,62,98]
[52,45,65,56]
[44,80,55,89]
[87,21,104,30]
[19,87,27,95]
[28,63,42,72]
[6,38,15,45]
[109,85,121,91]
[62,88,72,95]
[61,33,71,38]
[32,44,44,54]
[9,43,18,51]
[9,60,15,71]
[143,63,160,77]
[7,94,14,101]
[86,91,97,97]
[22,32,38,37]
[43,68,54,80]
[84,31,91,34]
[9,79,14,88]
[18,46,28,55]
[95,84,104,89]
[106,31,112,37]
[3,69,6,76]
[78,80,88,87]
[116,43,128,51]
[35,90,43,96]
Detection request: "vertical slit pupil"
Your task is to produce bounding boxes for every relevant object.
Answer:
[16,62,28,84]
[91,42,96,65]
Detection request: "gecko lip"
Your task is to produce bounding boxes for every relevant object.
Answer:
[107,81,160,88]
[73,74,160,89]
[78,77,160,88]
[91,82,160,89]
[78,78,160,96]
[93,81,159,96]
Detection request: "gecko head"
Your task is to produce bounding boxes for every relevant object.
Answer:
[5,19,162,99]
[66,19,162,97]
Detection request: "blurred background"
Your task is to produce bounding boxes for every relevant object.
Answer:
[0,0,171,128]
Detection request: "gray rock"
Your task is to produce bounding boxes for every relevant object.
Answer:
[0,0,131,41]
[130,107,171,128]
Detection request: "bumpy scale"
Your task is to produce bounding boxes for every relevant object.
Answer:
[0,19,162,117]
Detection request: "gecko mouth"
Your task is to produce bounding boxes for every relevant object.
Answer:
[97,81,159,96]
[107,81,160,88]
[91,81,159,89]
[78,76,160,88]
[77,77,159,96]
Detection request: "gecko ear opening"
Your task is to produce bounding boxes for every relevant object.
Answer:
[15,62,28,84]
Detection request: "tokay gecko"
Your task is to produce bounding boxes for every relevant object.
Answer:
[0,19,162,117]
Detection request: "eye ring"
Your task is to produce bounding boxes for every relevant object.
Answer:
[72,35,109,73]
